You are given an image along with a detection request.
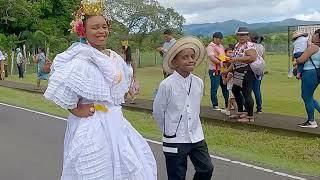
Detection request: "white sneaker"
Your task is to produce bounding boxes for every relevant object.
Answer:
[221,109,231,116]
[213,106,221,111]
[298,120,318,128]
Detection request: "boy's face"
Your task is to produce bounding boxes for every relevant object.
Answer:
[172,48,196,73]
[164,34,172,42]
[225,50,233,57]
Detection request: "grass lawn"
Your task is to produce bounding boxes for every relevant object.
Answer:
[7,53,320,118]
[0,86,319,177]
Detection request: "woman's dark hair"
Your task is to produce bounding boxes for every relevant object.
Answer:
[225,47,233,52]
[164,29,173,35]
[39,47,46,55]
[316,29,320,39]
[122,46,132,63]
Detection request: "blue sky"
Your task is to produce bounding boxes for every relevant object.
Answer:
[158,0,320,24]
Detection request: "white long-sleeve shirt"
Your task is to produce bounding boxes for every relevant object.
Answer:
[153,71,204,144]
[293,36,308,54]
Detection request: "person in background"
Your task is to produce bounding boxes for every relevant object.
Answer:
[226,27,257,122]
[0,49,5,80]
[157,29,176,78]
[16,48,24,78]
[221,47,238,116]
[206,32,229,110]
[122,44,137,104]
[250,32,266,113]
[3,51,8,77]
[296,32,320,128]
[33,48,49,90]
[314,29,320,46]
[291,31,309,79]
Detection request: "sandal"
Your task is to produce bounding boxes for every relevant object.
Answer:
[229,113,243,118]
[130,97,136,104]
[237,116,254,122]
[239,113,248,118]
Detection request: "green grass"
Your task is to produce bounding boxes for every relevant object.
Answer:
[6,53,320,118]
[0,86,319,177]
[137,51,163,68]
[135,53,319,117]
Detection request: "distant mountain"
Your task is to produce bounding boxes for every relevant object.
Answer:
[183,18,320,36]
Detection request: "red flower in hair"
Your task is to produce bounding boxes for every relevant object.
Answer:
[70,19,86,38]
[75,20,86,37]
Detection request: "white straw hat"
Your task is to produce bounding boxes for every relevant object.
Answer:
[162,36,206,74]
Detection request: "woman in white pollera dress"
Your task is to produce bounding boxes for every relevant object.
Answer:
[44,0,157,179]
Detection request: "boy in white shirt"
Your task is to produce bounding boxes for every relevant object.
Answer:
[153,37,214,180]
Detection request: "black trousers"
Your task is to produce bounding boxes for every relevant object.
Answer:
[232,70,255,116]
[4,65,8,77]
[17,63,23,78]
[163,140,214,180]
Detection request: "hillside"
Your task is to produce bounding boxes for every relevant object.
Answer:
[183,18,320,36]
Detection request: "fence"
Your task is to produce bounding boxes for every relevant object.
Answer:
[264,43,288,54]
[134,49,163,68]
[134,44,289,69]
[4,51,37,77]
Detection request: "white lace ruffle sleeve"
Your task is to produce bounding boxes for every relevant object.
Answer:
[44,43,128,109]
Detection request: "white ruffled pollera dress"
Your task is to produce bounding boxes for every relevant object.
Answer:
[44,43,157,180]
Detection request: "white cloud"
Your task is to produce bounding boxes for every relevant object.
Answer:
[295,11,320,21]
[157,0,320,24]
[273,0,300,13]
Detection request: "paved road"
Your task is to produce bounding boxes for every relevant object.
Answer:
[0,103,316,180]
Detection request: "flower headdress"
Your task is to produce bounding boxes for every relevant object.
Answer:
[70,0,112,43]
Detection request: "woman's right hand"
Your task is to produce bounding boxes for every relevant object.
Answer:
[69,103,95,118]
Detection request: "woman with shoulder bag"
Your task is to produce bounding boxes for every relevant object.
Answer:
[34,48,49,90]
[226,27,257,122]
[250,32,266,114]
[296,32,320,128]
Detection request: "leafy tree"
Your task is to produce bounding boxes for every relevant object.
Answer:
[108,0,185,48]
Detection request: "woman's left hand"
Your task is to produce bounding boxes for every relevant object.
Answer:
[69,103,95,118]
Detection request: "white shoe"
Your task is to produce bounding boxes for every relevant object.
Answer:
[221,109,231,116]
[298,120,318,128]
[213,106,221,111]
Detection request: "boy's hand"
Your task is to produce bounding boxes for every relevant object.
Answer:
[157,47,164,52]
[69,103,95,118]
[292,60,297,66]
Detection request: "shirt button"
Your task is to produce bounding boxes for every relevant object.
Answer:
[189,118,191,120]
[187,105,189,107]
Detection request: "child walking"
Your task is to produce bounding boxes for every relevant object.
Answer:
[153,36,214,180]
